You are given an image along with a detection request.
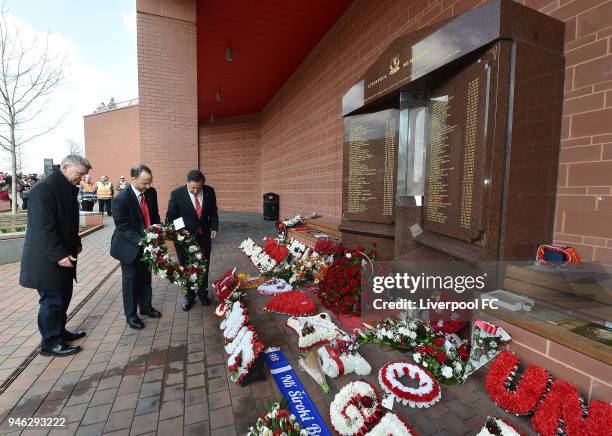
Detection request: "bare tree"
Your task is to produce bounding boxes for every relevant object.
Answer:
[0,3,66,213]
[66,139,83,156]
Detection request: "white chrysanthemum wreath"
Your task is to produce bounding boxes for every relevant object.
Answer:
[378,361,441,408]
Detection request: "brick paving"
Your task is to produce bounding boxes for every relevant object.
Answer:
[0,212,537,435]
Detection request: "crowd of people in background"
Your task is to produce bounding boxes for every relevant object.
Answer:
[78,174,129,215]
[0,171,130,213]
[0,172,41,210]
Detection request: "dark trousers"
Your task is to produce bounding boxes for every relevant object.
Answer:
[21,197,28,210]
[121,260,153,318]
[176,234,210,300]
[37,285,73,348]
[98,199,112,215]
[81,200,94,211]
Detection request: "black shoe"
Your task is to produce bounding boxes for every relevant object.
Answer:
[63,330,86,341]
[199,295,211,306]
[40,343,81,357]
[127,316,145,329]
[140,307,161,318]
[182,297,195,312]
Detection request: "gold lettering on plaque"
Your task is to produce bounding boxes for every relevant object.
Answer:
[383,119,396,215]
[347,126,377,213]
[460,78,479,229]
[426,97,456,224]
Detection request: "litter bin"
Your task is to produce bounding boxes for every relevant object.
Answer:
[263,193,279,221]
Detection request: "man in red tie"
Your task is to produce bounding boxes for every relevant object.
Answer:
[110,165,162,329]
[166,170,218,311]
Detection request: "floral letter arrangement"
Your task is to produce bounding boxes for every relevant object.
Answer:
[216,293,264,385]
[240,237,277,273]
[477,417,525,436]
[318,245,376,316]
[317,334,371,378]
[140,224,206,295]
[378,361,441,408]
[286,312,344,350]
[329,380,417,435]
[247,400,308,436]
[486,350,612,435]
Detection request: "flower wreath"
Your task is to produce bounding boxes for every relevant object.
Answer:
[317,335,371,378]
[365,413,418,436]
[329,380,381,436]
[411,333,469,384]
[140,224,206,295]
[286,312,343,350]
[477,417,525,436]
[247,400,307,436]
[378,361,441,408]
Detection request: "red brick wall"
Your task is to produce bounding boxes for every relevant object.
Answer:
[199,115,261,212]
[196,0,611,255]
[137,0,198,218]
[84,105,140,186]
[550,0,612,263]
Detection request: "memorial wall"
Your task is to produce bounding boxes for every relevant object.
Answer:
[341,0,565,265]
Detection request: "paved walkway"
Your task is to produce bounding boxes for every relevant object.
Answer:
[0,212,536,436]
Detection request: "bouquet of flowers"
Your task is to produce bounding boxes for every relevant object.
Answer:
[317,246,376,316]
[358,318,432,350]
[411,332,470,384]
[248,400,308,436]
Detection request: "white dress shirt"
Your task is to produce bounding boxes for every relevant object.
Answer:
[189,190,204,213]
[131,184,144,201]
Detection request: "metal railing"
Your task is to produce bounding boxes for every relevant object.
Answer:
[89,98,139,115]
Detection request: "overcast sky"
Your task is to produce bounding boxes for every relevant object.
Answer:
[2,0,138,172]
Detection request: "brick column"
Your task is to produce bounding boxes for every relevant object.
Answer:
[136,0,198,217]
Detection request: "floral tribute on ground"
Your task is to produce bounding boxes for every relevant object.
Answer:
[486,350,612,435]
[286,312,343,350]
[264,290,317,316]
[317,334,371,378]
[213,272,265,386]
[317,244,376,316]
[476,417,525,436]
[378,361,441,408]
[247,400,308,436]
[140,224,206,295]
[240,236,332,287]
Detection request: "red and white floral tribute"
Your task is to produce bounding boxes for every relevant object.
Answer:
[213,267,240,301]
[239,238,277,272]
[317,335,371,378]
[257,278,293,295]
[286,312,343,350]
[365,413,418,436]
[225,325,264,384]
[378,361,441,408]
[329,380,381,436]
[220,301,249,343]
[477,417,524,436]
[264,290,317,316]
[140,224,206,295]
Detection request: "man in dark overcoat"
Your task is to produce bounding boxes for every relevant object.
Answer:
[20,155,92,357]
[110,164,162,329]
[166,169,218,310]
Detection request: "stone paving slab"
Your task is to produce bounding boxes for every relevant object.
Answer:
[0,212,537,435]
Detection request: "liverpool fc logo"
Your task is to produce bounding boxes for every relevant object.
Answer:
[389,54,400,75]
